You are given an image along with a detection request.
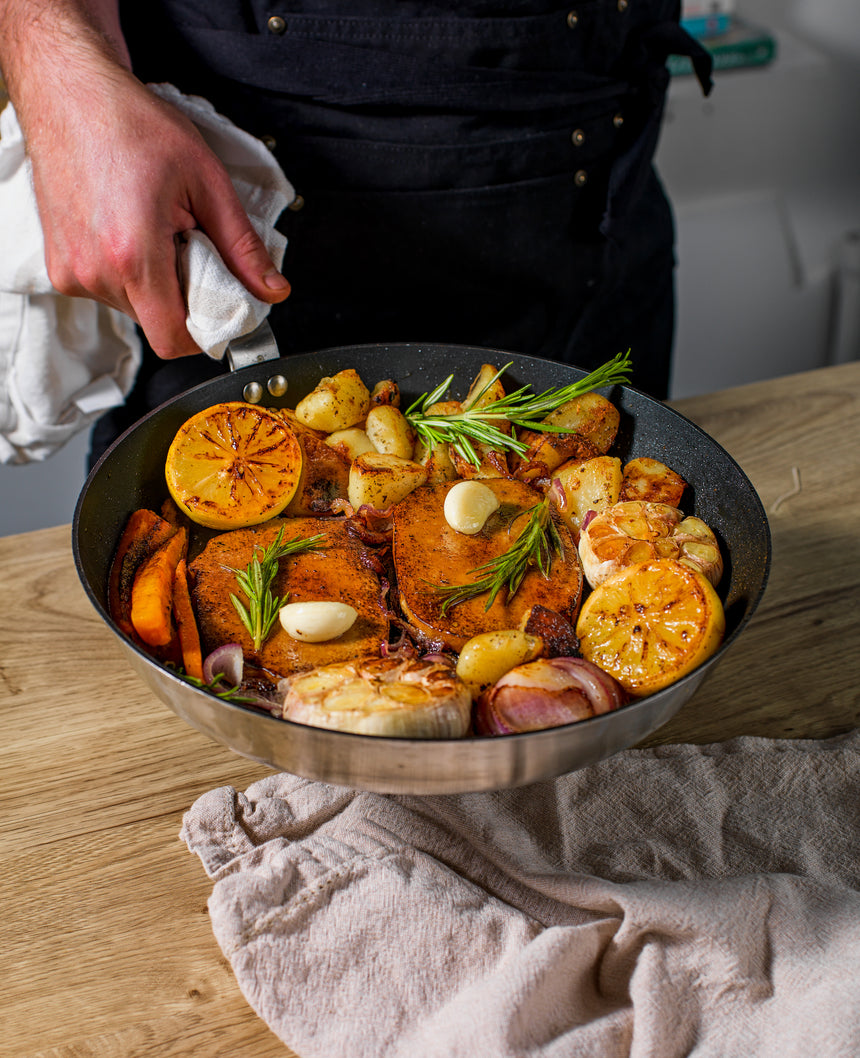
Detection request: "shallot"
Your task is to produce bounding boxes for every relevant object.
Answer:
[202,642,244,688]
[474,656,626,735]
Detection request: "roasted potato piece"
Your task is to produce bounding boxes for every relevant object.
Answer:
[620,457,686,507]
[519,604,581,658]
[348,452,428,510]
[365,404,416,459]
[285,430,351,516]
[450,443,510,480]
[513,433,599,483]
[325,427,376,462]
[541,392,620,454]
[551,455,622,540]
[413,399,461,485]
[463,363,506,410]
[295,369,371,432]
[415,439,459,484]
[369,378,400,407]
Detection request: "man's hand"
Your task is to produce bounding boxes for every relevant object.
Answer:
[1,1,290,359]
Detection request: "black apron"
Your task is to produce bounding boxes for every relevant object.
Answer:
[92,1,710,464]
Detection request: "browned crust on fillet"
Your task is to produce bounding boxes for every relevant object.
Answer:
[188,517,389,676]
[392,480,584,651]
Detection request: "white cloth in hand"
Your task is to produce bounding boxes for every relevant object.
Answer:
[149,83,294,361]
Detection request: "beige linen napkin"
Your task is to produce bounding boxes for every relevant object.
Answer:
[181,731,860,1058]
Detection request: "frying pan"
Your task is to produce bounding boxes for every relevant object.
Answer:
[73,343,771,793]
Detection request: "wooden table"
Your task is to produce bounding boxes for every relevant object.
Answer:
[2,361,858,1057]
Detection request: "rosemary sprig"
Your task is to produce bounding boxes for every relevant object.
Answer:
[228,525,325,651]
[405,349,632,466]
[435,496,564,614]
[176,670,259,704]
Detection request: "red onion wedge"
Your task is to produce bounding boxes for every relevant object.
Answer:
[474,656,627,736]
[202,643,244,688]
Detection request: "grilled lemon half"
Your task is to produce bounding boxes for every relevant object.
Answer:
[165,402,302,530]
[576,558,726,697]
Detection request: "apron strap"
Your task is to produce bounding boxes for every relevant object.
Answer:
[601,21,712,240]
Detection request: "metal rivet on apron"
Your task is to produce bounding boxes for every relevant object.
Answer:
[243,381,264,403]
[574,169,588,187]
[261,134,277,151]
[617,0,629,11]
[267,375,288,398]
[267,15,286,34]
[288,194,305,212]
[613,113,625,129]
[571,129,585,147]
[566,11,579,29]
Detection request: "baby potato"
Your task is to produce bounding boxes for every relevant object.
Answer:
[463,363,506,410]
[326,427,376,462]
[450,442,509,480]
[513,433,599,482]
[552,455,622,540]
[620,456,687,507]
[414,437,458,484]
[348,452,428,510]
[295,369,371,432]
[369,379,400,407]
[456,629,544,698]
[365,404,416,459]
[541,392,620,454]
[413,398,461,484]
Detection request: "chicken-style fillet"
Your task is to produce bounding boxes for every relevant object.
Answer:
[188,517,389,676]
[393,480,583,651]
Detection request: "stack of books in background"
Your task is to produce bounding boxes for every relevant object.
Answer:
[672,2,777,76]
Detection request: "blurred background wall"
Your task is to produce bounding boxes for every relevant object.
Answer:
[2,0,859,535]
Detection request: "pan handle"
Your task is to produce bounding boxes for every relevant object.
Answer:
[225,318,280,372]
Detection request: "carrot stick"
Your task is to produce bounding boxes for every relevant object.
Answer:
[130,526,188,647]
[108,509,177,638]
[173,558,203,680]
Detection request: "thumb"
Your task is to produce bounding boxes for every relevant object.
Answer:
[192,177,291,304]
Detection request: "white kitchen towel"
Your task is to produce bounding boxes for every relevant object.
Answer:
[0,83,293,464]
[152,82,294,360]
[182,730,860,1058]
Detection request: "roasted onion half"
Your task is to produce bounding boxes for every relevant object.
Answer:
[474,656,627,736]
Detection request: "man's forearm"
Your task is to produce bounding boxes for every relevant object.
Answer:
[0,0,131,126]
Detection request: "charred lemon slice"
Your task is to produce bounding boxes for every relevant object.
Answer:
[165,402,302,529]
[576,558,725,697]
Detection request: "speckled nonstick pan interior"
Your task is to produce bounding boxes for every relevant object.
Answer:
[73,343,771,793]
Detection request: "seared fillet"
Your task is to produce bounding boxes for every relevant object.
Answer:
[188,517,388,676]
[392,480,583,651]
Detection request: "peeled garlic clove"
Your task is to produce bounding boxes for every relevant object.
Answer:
[443,480,500,535]
[279,601,358,642]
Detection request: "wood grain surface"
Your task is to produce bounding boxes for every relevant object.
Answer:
[1,360,858,1057]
